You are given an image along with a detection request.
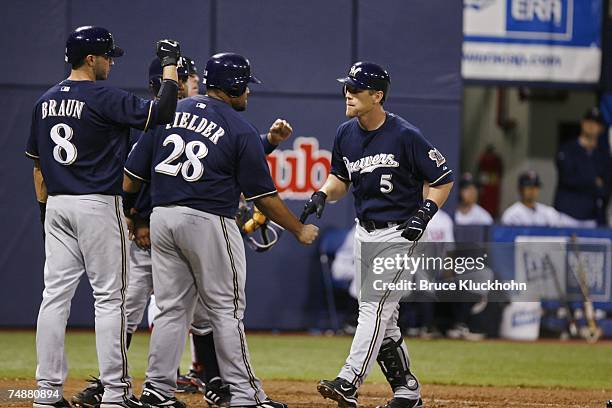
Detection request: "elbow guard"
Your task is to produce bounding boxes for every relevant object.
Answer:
[155,79,179,124]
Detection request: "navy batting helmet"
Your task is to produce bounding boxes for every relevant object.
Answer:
[183,56,199,76]
[203,53,261,98]
[148,57,188,95]
[337,61,390,101]
[65,26,124,65]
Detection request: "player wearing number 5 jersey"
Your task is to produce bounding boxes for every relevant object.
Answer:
[303,62,454,408]
[25,25,180,408]
[124,53,318,408]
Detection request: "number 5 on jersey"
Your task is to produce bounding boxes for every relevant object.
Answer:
[380,174,393,193]
[155,133,209,182]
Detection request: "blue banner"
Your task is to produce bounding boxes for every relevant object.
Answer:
[463,0,603,83]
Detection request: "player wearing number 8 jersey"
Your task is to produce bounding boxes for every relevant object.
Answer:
[25,25,180,408]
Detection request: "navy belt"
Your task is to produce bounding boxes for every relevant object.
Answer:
[359,219,402,232]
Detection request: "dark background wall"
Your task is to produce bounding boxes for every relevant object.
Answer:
[0,0,462,329]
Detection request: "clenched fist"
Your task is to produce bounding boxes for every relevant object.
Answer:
[296,224,319,245]
[156,39,181,67]
[267,119,293,145]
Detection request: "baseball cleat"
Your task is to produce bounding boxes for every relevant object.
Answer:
[317,377,358,408]
[33,398,72,407]
[176,370,199,393]
[203,377,231,407]
[99,395,154,407]
[140,382,186,408]
[71,376,104,408]
[376,397,424,408]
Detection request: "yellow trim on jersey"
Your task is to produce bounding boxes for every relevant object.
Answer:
[430,169,453,186]
[124,167,150,183]
[244,189,277,201]
[143,100,154,132]
[25,151,40,159]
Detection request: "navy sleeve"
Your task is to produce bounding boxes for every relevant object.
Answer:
[94,87,157,132]
[330,125,350,181]
[124,129,155,182]
[408,129,453,186]
[260,133,277,155]
[236,132,277,200]
[25,104,40,159]
[556,145,597,191]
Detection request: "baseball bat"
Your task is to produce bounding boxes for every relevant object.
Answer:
[569,234,602,343]
[542,253,578,338]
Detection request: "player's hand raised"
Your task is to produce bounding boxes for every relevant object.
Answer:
[156,39,181,67]
[396,199,438,241]
[300,191,327,223]
[296,224,319,245]
[267,119,293,145]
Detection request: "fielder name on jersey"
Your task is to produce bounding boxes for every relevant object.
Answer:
[125,95,276,219]
[165,111,225,144]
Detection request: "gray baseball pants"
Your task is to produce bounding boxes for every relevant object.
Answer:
[35,194,132,404]
[338,223,421,400]
[145,206,267,405]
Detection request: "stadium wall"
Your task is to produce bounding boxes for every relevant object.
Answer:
[0,0,463,329]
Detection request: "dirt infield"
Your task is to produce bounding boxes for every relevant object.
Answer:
[0,379,610,408]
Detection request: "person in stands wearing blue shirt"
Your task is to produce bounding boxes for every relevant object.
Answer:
[554,107,611,227]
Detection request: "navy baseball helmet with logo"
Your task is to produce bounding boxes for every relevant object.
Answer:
[203,53,261,98]
[337,61,390,101]
[148,57,188,95]
[65,26,124,64]
[183,56,199,76]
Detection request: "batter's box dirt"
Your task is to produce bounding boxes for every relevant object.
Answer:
[0,379,609,407]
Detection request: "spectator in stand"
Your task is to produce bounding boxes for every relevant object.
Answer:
[554,107,610,227]
[502,170,571,227]
[455,172,494,226]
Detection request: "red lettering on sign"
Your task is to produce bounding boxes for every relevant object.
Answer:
[266,137,332,199]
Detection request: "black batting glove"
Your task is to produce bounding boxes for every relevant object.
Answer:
[300,191,327,223]
[396,199,438,241]
[156,39,181,67]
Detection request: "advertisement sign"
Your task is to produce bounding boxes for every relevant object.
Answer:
[463,0,603,83]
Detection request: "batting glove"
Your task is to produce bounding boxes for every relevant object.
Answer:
[396,199,438,241]
[156,39,181,67]
[300,191,327,223]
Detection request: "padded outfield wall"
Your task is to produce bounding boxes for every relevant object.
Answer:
[0,0,462,329]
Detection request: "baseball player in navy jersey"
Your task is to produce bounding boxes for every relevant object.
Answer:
[72,54,292,408]
[123,52,317,408]
[25,26,181,408]
[301,62,454,408]
[183,56,201,97]
[70,55,190,408]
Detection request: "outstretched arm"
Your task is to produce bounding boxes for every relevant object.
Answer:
[254,194,318,245]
